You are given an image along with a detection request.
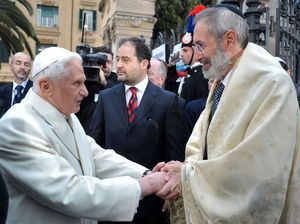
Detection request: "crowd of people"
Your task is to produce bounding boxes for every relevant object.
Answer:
[0,3,299,224]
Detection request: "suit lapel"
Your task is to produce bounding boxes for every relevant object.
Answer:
[5,83,13,107]
[26,90,81,165]
[67,115,94,176]
[51,117,80,161]
[112,84,129,127]
[130,82,156,128]
[23,80,33,95]
[24,89,93,175]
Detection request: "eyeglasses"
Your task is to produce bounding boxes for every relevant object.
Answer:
[192,38,215,53]
[193,43,207,53]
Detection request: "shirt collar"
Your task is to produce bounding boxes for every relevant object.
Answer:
[221,69,233,87]
[13,79,29,90]
[190,62,201,69]
[125,76,148,93]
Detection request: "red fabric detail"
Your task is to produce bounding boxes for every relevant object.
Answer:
[188,4,206,16]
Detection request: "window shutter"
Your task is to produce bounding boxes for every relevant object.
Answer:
[92,11,96,31]
[79,9,83,30]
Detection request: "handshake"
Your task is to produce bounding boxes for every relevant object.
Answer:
[138,161,183,202]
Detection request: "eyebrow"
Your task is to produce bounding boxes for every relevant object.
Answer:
[194,40,206,45]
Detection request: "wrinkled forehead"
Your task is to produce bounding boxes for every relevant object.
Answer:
[193,21,212,43]
[12,53,31,63]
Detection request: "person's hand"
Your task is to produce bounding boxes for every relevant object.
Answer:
[138,171,168,197]
[168,51,180,66]
[99,68,107,86]
[156,161,183,200]
[152,162,165,172]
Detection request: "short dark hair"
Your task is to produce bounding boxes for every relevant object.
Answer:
[118,37,151,69]
[94,46,113,57]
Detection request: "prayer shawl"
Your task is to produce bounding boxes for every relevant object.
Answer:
[180,43,300,224]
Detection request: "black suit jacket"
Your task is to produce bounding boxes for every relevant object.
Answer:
[184,97,207,135]
[180,64,209,102]
[76,72,120,132]
[0,80,33,118]
[89,81,189,223]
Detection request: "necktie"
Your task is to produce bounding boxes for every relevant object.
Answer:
[13,85,24,105]
[128,87,138,124]
[211,82,225,117]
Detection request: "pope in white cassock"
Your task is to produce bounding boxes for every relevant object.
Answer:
[0,47,167,224]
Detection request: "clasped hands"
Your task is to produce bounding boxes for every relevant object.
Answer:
[139,161,183,201]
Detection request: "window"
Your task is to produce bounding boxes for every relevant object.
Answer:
[79,9,96,31]
[36,5,58,28]
[0,41,9,63]
[36,43,57,55]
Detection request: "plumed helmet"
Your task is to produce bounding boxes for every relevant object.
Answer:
[181,4,206,48]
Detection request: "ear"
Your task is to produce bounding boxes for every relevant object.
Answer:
[39,78,53,96]
[223,29,237,50]
[141,59,149,70]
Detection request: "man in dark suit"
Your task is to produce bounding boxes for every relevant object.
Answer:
[89,37,189,224]
[0,52,33,118]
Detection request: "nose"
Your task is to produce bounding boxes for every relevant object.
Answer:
[116,59,123,69]
[80,84,89,97]
[20,63,25,69]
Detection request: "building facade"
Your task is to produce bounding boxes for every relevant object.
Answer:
[0,0,157,83]
[2,0,298,83]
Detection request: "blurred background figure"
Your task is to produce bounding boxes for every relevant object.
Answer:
[94,45,120,88]
[148,58,167,88]
[0,52,32,118]
[76,46,120,131]
[164,51,181,94]
[275,57,291,76]
[275,56,300,107]
[169,5,209,103]
[184,79,214,134]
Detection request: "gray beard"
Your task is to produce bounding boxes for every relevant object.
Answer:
[203,47,231,80]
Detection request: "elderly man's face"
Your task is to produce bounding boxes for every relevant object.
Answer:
[10,52,31,83]
[193,21,231,80]
[148,59,166,88]
[51,60,88,115]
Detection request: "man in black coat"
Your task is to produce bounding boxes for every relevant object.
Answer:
[89,37,189,224]
[178,32,209,102]
[0,52,32,118]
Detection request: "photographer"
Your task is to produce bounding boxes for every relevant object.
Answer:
[94,46,120,88]
[76,45,119,132]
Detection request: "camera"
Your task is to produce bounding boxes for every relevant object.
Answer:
[76,45,108,82]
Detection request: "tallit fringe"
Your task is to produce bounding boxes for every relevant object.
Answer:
[169,196,186,224]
